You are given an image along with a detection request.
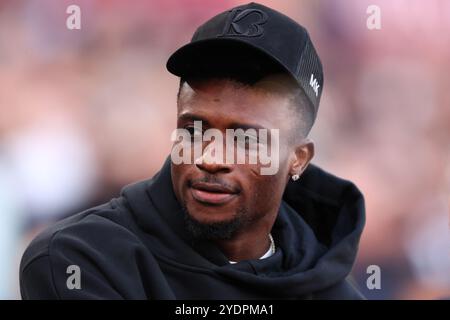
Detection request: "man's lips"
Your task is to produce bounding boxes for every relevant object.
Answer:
[189,181,239,205]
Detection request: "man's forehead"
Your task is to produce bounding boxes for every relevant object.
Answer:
[179,108,274,130]
[179,78,251,101]
[178,76,298,128]
[180,74,297,95]
[178,77,294,110]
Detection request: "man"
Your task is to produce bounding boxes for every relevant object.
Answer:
[20,2,365,299]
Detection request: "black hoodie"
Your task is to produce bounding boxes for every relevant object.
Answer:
[20,157,365,299]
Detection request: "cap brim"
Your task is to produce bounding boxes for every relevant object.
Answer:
[166,38,296,82]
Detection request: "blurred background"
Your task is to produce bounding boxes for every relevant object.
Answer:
[0,0,449,299]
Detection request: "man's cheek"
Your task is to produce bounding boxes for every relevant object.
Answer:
[247,163,283,181]
[171,165,191,199]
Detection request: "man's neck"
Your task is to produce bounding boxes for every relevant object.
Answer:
[214,215,277,262]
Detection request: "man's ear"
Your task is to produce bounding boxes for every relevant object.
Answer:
[289,139,314,177]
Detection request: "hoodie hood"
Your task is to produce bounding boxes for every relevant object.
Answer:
[121,157,365,299]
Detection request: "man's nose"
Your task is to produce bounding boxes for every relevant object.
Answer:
[194,142,232,174]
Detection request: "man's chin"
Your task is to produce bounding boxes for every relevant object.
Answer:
[187,208,235,224]
[181,205,246,240]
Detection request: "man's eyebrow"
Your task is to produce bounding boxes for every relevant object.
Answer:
[228,122,268,132]
[177,113,210,126]
[177,112,268,131]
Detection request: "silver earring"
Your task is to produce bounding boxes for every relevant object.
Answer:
[291,174,300,181]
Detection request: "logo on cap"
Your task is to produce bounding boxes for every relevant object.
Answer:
[219,8,268,38]
[309,73,320,97]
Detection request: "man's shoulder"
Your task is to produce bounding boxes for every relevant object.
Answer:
[19,192,159,299]
[20,198,138,274]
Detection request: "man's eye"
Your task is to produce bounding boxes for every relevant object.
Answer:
[185,126,202,137]
[234,134,251,141]
[235,135,259,149]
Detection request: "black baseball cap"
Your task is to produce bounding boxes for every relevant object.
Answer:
[166,2,324,120]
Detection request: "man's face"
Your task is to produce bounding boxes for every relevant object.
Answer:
[171,77,311,239]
